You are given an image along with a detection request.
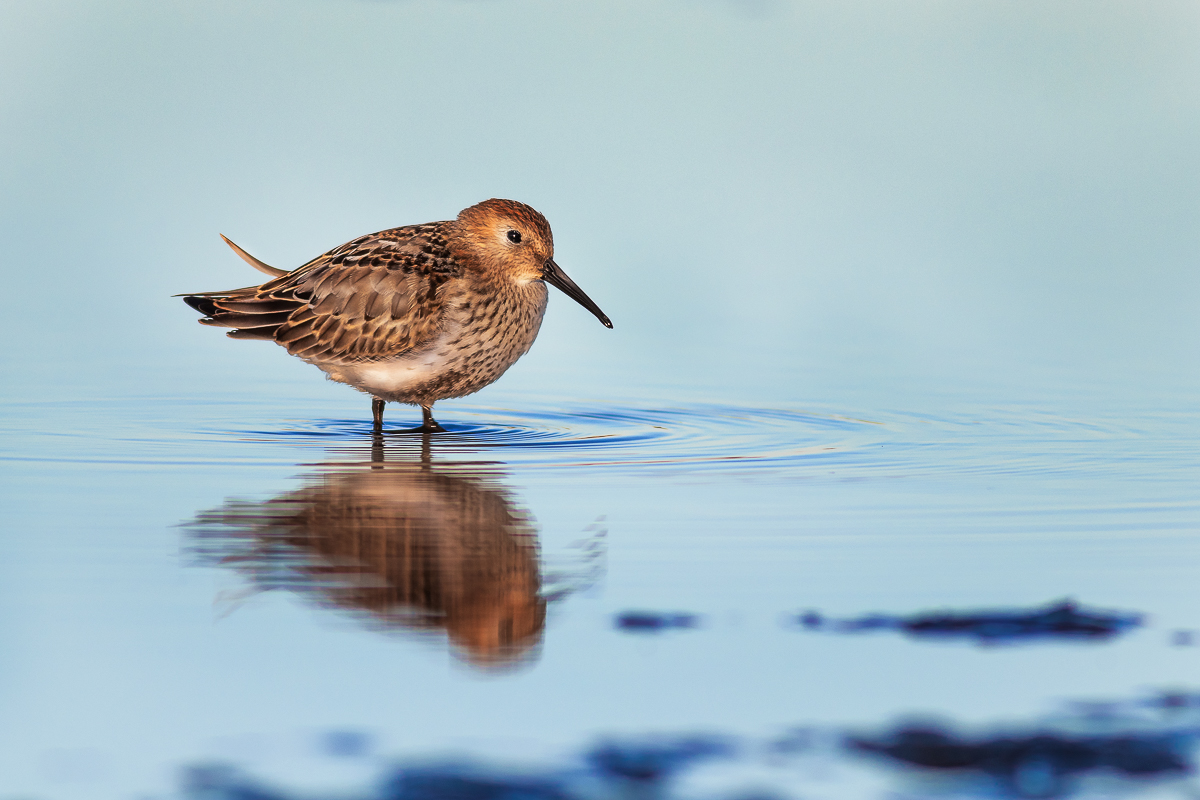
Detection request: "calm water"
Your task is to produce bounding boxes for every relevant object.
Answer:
[3,2,1200,799]
[3,383,1199,798]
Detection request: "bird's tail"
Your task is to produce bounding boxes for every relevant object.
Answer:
[220,234,287,278]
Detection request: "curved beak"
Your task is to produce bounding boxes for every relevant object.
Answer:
[542,259,613,328]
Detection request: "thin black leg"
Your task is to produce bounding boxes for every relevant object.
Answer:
[420,404,446,433]
[372,397,385,432]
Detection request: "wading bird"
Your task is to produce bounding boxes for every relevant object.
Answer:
[181,199,612,431]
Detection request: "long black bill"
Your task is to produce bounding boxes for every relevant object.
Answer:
[542,259,613,328]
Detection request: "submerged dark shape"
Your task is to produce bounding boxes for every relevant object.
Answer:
[381,765,574,800]
[614,611,701,632]
[586,736,734,782]
[848,724,1193,798]
[380,736,732,799]
[798,599,1142,644]
[183,438,547,668]
[182,764,287,800]
[174,696,1200,800]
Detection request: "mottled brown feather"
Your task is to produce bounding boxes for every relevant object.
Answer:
[185,222,462,364]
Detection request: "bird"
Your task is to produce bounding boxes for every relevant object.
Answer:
[180,199,612,432]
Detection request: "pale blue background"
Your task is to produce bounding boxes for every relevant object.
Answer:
[3,1,1197,407]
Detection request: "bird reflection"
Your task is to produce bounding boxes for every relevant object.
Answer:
[184,434,586,669]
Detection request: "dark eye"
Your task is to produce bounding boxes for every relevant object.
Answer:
[507,229,522,244]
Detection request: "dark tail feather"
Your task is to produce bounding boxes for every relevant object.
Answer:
[227,326,281,340]
[184,295,218,315]
[185,294,295,342]
[199,310,294,328]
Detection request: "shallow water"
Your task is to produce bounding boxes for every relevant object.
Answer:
[3,383,1199,799]
[4,2,1200,798]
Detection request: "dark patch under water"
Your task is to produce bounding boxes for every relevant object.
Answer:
[848,726,1194,798]
[796,600,1143,644]
[178,692,1200,800]
[613,611,702,633]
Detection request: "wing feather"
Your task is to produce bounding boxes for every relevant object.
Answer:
[182,223,460,364]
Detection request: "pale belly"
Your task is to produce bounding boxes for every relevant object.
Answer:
[307,295,547,405]
[327,327,457,397]
[333,359,449,400]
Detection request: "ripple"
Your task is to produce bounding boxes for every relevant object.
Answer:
[4,395,1189,482]
[233,403,886,475]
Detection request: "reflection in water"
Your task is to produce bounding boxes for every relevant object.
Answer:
[184,435,597,668]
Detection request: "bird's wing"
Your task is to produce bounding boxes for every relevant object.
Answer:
[182,224,462,362]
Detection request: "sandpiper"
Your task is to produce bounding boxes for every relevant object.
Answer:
[181,199,612,432]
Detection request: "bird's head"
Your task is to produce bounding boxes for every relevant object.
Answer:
[454,198,612,328]
[455,198,555,281]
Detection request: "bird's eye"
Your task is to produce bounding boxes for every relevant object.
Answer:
[507,229,522,244]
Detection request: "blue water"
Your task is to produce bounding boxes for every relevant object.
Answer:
[3,2,1200,798]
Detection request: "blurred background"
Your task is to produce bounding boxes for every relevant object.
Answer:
[1,1,1198,798]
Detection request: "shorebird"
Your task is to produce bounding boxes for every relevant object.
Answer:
[181,199,612,432]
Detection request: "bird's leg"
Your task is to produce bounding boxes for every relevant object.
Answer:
[420,404,446,434]
[371,397,385,432]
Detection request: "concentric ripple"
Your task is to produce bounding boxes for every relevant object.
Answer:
[5,396,1183,482]
[237,403,888,475]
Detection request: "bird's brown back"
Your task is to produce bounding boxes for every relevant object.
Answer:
[184,222,464,364]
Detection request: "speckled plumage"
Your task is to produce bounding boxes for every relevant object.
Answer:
[182,199,611,431]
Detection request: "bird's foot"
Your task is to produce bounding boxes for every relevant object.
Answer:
[392,421,446,434]
[418,405,445,433]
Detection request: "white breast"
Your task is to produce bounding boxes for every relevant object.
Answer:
[312,326,457,398]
